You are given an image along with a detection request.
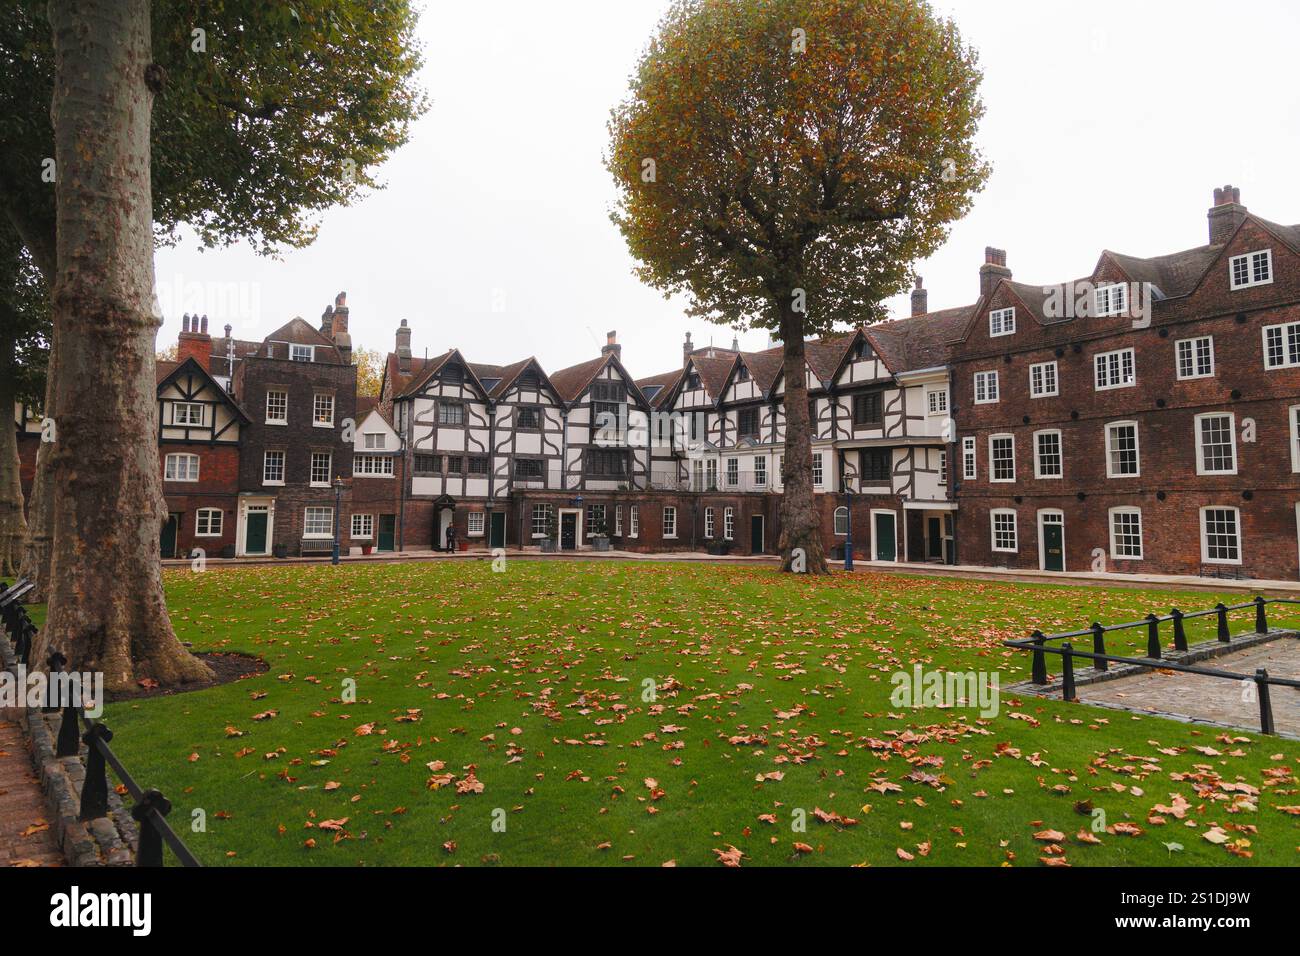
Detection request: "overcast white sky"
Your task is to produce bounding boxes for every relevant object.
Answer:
[153,0,1300,379]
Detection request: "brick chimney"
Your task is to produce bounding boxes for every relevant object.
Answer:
[330,291,351,363]
[979,247,1011,298]
[1208,184,1247,245]
[396,319,412,373]
[911,276,928,317]
[320,304,333,334]
[177,313,213,371]
[601,330,621,360]
[682,331,693,368]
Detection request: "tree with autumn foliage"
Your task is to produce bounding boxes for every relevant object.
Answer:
[608,0,989,574]
[0,1,424,689]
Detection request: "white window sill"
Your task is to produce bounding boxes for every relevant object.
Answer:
[263,480,285,487]
[313,422,334,428]
[195,533,223,538]
[265,420,287,426]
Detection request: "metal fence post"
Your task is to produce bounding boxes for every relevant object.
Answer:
[1215,603,1230,642]
[1255,669,1275,736]
[1061,642,1076,702]
[1255,596,1268,635]
[1170,608,1188,652]
[1031,631,1047,685]
[78,724,113,821]
[1145,614,1161,659]
[131,789,173,867]
[1090,622,1107,672]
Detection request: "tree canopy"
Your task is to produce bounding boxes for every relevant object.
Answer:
[607,0,989,335]
[1,0,427,273]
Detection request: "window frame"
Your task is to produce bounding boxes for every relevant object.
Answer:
[990,509,1018,553]
[265,389,288,425]
[173,401,204,426]
[833,506,848,536]
[163,452,200,482]
[303,506,334,539]
[962,437,977,481]
[312,391,335,428]
[1175,336,1215,381]
[1108,507,1144,561]
[310,451,333,488]
[1029,361,1058,398]
[1033,429,1063,479]
[662,506,677,539]
[926,387,949,416]
[1194,411,1237,476]
[1093,283,1128,317]
[973,370,999,405]
[466,512,485,537]
[1199,506,1242,565]
[262,450,285,486]
[1290,405,1300,473]
[353,454,395,477]
[1229,249,1273,290]
[1094,348,1136,391]
[704,507,715,539]
[1262,321,1300,370]
[350,513,374,540]
[989,306,1016,337]
[629,505,639,538]
[1104,421,1141,478]
[290,344,315,363]
[988,433,1016,483]
[195,507,223,537]
[812,452,824,488]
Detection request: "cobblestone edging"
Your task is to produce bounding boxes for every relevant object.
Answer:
[1005,628,1297,696]
[0,629,139,866]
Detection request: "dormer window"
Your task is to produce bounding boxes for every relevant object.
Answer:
[1094,284,1128,317]
[852,339,868,360]
[290,344,314,362]
[173,402,203,426]
[1230,249,1273,289]
[736,364,750,382]
[442,364,463,385]
[989,307,1015,337]
[686,372,701,390]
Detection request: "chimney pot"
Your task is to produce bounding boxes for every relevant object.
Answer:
[1208,184,1247,244]
[602,330,622,360]
[200,315,208,334]
[182,313,190,332]
[979,247,1012,297]
[396,318,413,373]
[682,331,693,369]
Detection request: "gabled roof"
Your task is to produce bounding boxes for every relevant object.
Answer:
[155,356,251,423]
[381,353,430,403]
[256,316,345,363]
[1104,245,1221,300]
[866,304,977,371]
[548,352,653,408]
[471,356,562,402]
[397,348,494,400]
[634,368,683,410]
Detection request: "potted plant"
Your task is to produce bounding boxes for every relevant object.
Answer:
[589,513,610,552]
[540,509,559,553]
[361,543,373,556]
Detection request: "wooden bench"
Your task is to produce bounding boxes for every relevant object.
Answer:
[299,539,335,557]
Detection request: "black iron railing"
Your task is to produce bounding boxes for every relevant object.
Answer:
[0,579,200,867]
[1004,596,1300,735]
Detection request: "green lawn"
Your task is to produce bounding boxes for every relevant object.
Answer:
[96,560,1299,867]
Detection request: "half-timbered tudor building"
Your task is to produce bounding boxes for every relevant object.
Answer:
[156,315,249,558]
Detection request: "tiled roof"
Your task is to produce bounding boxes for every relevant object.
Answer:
[690,353,737,398]
[865,305,977,371]
[548,355,609,403]
[1105,246,1222,300]
[257,317,346,364]
[634,369,683,409]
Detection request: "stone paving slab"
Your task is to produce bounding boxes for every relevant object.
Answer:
[1074,637,1300,737]
[0,719,62,867]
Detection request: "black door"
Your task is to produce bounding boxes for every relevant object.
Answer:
[927,517,943,560]
[160,513,180,559]
[377,514,396,552]
[489,512,506,549]
[1043,518,1065,572]
[245,511,268,555]
[750,515,763,554]
[560,512,577,550]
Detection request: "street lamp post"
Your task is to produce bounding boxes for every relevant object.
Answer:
[840,463,857,572]
[332,476,345,565]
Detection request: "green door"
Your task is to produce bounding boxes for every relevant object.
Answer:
[874,512,896,562]
[245,511,268,555]
[1043,518,1065,572]
[377,514,396,552]
[489,512,506,549]
[160,513,179,559]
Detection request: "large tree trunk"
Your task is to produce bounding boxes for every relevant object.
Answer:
[34,0,210,690]
[18,322,55,599]
[776,304,829,575]
[0,339,27,577]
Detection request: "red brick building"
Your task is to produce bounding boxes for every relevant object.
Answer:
[949,186,1300,580]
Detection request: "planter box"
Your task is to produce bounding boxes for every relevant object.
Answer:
[540,538,558,553]
[361,545,373,555]
[458,540,469,552]
[220,545,236,559]
[591,536,611,552]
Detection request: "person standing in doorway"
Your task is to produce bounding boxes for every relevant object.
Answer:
[445,523,457,553]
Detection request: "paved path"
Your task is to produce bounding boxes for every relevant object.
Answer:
[1076,638,1300,736]
[0,719,61,866]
